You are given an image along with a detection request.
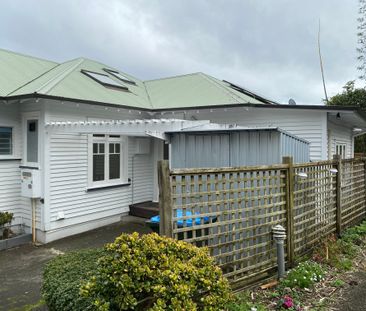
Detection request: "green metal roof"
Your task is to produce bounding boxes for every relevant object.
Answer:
[0,48,57,96]
[10,57,153,109]
[144,73,267,109]
[0,48,273,109]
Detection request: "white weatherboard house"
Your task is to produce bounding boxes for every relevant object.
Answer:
[1,48,366,243]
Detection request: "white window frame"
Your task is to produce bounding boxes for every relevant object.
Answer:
[335,142,347,159]
[0,125,14,159]
[22,112,41,167]
[87,134,128,188]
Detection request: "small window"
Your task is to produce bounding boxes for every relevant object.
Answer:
[81,70,128,90]
[89,135,127,186]
[103,68,136,85]
[27,120,38,163]
[336,143,347,159]
[0,127,12,155]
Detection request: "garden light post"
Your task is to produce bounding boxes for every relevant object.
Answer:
[272,224,286,279]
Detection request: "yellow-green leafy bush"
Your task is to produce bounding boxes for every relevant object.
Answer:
[81,232,233,310]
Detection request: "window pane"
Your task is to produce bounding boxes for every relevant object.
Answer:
[109,154,120,179]
[109,143,114,154]
[93,143,98,153]
[93,154,105,181]
[27,120,38,162]
[115,143,120,153]
[99,143,105,153]
[0,127,12,155]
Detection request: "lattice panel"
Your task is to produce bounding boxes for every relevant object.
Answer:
[159,158,366,291]
[292,162,337,255]
[170,167,288,286]
[341,159,366,229]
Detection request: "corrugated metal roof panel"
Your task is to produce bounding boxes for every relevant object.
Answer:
[11,58,154,110]
[144,72,266,109]
[0,48,57,96]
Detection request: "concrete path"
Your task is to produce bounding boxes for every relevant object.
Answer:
[334,271,366,311]
[0,216,152,311]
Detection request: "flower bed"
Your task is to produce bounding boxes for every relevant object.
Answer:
[227,219,366,311]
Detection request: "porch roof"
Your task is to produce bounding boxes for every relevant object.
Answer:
[45,119,211,139]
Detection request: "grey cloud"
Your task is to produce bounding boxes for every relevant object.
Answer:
[0,0,361,105]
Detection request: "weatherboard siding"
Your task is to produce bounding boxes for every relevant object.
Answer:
[44,102,154,240]
[328,121,353,159]
[0,104,35,231]
[47,132,149,231]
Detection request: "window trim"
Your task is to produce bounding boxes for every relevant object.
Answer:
[81,70,129,91]
[0,126,13,159]
[103,68,137,85]
[87,134,128,188]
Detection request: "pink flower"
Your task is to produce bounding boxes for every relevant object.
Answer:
[282,296,294,309]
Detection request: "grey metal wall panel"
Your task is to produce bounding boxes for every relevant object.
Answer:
[171,133,230,168]
[280,132,310,163]
[230,131,281,167]
[171,130,310,169]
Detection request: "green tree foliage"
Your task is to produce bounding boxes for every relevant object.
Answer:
[81,232,233,311]
[327,81,366,107]
[327,81,366,153]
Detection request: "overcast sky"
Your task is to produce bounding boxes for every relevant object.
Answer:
[0,0,361,105]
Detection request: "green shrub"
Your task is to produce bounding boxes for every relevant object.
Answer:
[333,258,353,271]
[342,220,366,245]
[281,261,325,289]
[0,211,13,227]
[81,232,233,311]
[42,248,103,311]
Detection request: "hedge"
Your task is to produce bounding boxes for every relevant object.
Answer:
[42,248,103,311]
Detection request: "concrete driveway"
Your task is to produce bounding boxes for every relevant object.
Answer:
[0,216,152,311]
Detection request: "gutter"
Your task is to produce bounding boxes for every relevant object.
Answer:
[1,93,365,115]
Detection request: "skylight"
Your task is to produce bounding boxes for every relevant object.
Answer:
[81,70,128,90]
[223,80,277,105]
[103,68,136,85]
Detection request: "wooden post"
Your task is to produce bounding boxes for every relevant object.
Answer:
[282,156,295,267]
[157,160,173,238]
[333,155,342,236]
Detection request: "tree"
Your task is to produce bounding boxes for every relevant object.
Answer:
[327,80,366,107]
[327,81,366,153]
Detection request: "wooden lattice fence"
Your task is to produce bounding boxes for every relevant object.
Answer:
[158,156,366,290]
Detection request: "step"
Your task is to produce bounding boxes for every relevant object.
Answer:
[129,201,159,219]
